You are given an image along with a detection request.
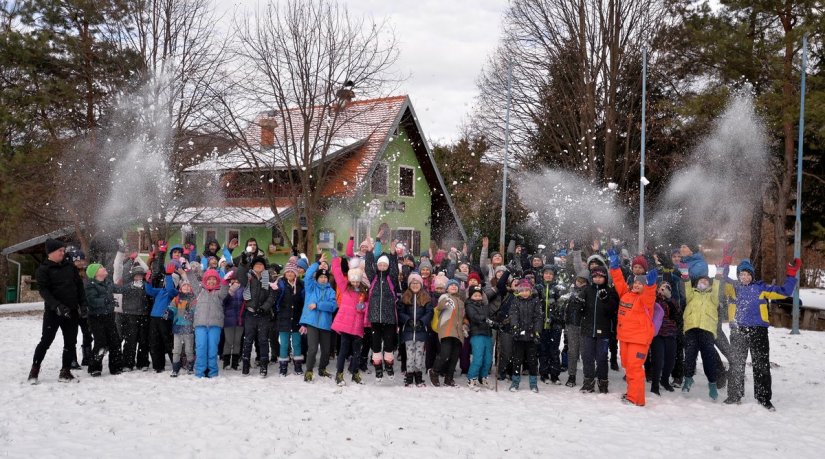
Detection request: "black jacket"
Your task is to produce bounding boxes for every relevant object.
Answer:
[465,298,492,337]
[274,278,304,332]
[561,286,587,328]
[237,264,275,315]
[365,251,399,325]
[535,281,565,329]
[509,294,543,342]
[119,282,150,316]
[85,278,119,317]
[580,283,619,338]
[35,259,87,314]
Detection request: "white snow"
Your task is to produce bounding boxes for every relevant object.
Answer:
[1,318,823,457]
[799,288,825,311]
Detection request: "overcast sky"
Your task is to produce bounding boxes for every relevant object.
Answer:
[216,0,509,145]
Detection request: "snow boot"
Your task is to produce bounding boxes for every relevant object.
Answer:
[468,379,480,391]
[671,376,683,388]
[170,362,181,378]
[480,377,491,389]
[550,375,561,385]
[660,378,675,392]
[231,354,240,370]
[384,360,394,380]
[651,379,660,395]
[760,400,775,412]
[318,368,332,378]
[598,379,609,394]
[509,374,521,392]
[565,375,576,387]
[81,345,92,367]
[304,371,314,382]
[186,362,194,375]
[444,374,457,387]
[405,373,414,387]
[351,371,364,385]
[58,368,78,383]
[580,378,595,393]
[723,397,741,405]
[28,364,40,385]
[260,360,269,378]
[279,360,288,377]
[415,371,426,387]
[242,358,251,376]
[428,369,441,387]
[681,376,694,392]
[373,362,384,382]
[540,375,550,384]
[709,382,718,401]
[222,355,231,370]
[293,359,304,376]
[529,376,539,393]
[336,372,345,386]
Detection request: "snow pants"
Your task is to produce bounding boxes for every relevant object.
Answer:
[511,340,538,376]
[149,316,173,371]
[243,313,271,363]
[538,324,563,378]
[88,314,123,374]
[32,308,78,370]
[650,335,677,390]
[173,333,194,366]
[336,332,363,375]
[729,326,771,403]
[434,337,461,377]
[581,335,609,380]
[566,325,582,377]
[405,340,426,373]
[120,314,150,370]
[684,328,718,383]
[621,341,649,406]
[194,326,221,378]
[222,326,243,356]
[467,335,493,380]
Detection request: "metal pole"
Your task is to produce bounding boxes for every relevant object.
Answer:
[791,36,807,335]
[638,47,647,253]
[499,59,513,255]
[5,255,21,303]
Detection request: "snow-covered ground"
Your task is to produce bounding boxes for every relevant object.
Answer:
[1,317,824,458]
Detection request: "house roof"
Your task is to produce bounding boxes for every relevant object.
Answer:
[167,206,291,226]
[1,227,74,256]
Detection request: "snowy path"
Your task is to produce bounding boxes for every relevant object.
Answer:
[1,316,823,458]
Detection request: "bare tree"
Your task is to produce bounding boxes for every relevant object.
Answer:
[209,0,401,253]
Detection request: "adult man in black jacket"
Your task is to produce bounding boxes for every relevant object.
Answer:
[28,239,88,384]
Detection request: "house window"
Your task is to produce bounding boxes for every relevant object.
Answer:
[371,162,388,195]
[204,229,217,247]
[356,219,370,245]
[226,229,240,247]
[318,230,335,249]
[125,230,152,253]
[392,228,421,255]
[399,166,414,197]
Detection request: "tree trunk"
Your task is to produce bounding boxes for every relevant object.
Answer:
[750,195,764,279]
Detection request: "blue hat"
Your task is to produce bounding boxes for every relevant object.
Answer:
[446,279,460,289]
[296,258,309,270]
[737,259,755,276]
[557,249,568,257]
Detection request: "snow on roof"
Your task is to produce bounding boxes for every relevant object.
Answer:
[167,206,289,225]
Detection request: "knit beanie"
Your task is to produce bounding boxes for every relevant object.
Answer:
[45,238,65,254]
[633,275,647,285]
[315,268,330,280]
[284,261,299,276]
[632,255,648,271]
[407,272,424,286]
[377,255,390,266]
[347,267,364,284]
[433,273,448,290]
[468,272,482,284]
[250,256,268,270]
[468,285,484,298]
[296,257,309,271]
[446,279,460,290]
[418,258,433,272]
[517,278,533,291]
[737,259,755,276]
[85,263,103,279]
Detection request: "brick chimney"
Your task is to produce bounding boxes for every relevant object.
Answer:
[260,116,277,148]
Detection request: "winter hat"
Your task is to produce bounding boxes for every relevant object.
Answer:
[85,263,103,279]
[403,254,416,264]
[296,257,309,271]
[453,271,468,283]
[682,242,700,254]
[542,264,557,275]
[407,272,424,286]
[517,278,533,291]
[201,269,221,290]
[494,265,508,275]
[284,261,299,276]
[468,285,484,298]
[556,249,568,258]
[377,255,390,266]
[45,238,65,254]
[590,265,608,279]
[490,251,503,261]
[632,255,648,271]
[250,256,268,270]
[418,258,433,272]
[129,265,146,279]
[315,268,330,280]
[468,272,482,285]
[433,273,448,290]
[737,259,755,276]
[633,275,647,285]
[347,267,365,284]
[446,279,461,290]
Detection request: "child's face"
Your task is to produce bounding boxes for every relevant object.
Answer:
[377,262,389,272]
[205,277,218,289]
[575,278,588,289]
[285,271,297,283]
[447,284,459,295]
[543,271,554,283]
[495,270,504,280]
[518,288,531,299]
[95,267,108,281]
[459,264,469,274]
[631,281,644,293]
[697,278,711,291]
[679,245,692,257]
[492,253,503,265]
[671,252,680,265]
[209,258,218,268]
[317,274,329,285]
[592,274,606,285]
[468,278,479,287]
[471,292,483,301]
[410,281,422,293]
[180,283,193,294]
[420,267,431,278]
[738,271,753,285]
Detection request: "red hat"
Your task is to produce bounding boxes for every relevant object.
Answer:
[632,255,648,271]
[468,272,482,284]
[517,278,533,290]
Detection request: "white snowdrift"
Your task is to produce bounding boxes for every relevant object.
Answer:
[1,317,823,458]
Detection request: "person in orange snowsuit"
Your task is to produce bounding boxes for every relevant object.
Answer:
[608,249,657,407]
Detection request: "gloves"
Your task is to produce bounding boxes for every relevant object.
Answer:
[646,268,658,287]
[721,243,734,268]
[485,318,495,327]
[129,251,138,261]
[79,305,88,320]
[786,258,802,277]
[162,308,173,321]
[607,249,620,269]
[117,238,127,253]
[165,263,176,275]
[55,303,71,318]
[356,302,365,311]
[157,240,168,253]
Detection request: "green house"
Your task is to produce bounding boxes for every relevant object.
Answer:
[145,95,466,266]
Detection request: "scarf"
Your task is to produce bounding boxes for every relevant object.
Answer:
[243,269,270,301]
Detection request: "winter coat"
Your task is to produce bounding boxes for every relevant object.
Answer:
[725,276,796,328]
[561,285,587,328]
[118,282,150,316]
[611,267,656,346]
[580,282,618,338]
[145,275,179,318]
[274,277,305,332]
[535,281,565,329]
[300,262,338,331]
[238,263,275,316]
[465,298,492,337]
[656,295,680,338]
[191,270,229,328]
[35,258,87,314]
[168,293,196,334]
[84,277,118,317]
[365,251,399,325]
[683,279,720,337]
[223,287,244,328]
[509,294,544,342]
[435,293,465,343]
[398,290,433,343]
[330,257,368,337]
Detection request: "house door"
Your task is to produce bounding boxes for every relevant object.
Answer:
[391,228,420,255]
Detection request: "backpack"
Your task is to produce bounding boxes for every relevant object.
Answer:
[652,302,665,336]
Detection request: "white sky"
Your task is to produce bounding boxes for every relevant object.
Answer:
[215,0,509,144]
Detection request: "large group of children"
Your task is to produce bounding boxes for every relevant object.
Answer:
[27,228,801,410]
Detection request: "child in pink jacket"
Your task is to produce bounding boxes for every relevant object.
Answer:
[331,256,368,386]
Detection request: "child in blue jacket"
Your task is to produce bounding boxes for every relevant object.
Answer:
[300,254,338,382]
[722,258,800,411]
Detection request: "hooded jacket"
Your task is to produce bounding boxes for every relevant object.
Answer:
[365,251,399,325]
[35,258,87,314]
[580,280,618,338]
[274,277,305,332]
[190,269,229,328]
[683,278,720,336]
[535,280,564,329]
[145,275,179,318]
[84,277,118,317]
[435,293,465,342]
[330,257,367,337]
[465,297,492,337]
[611,267,656,346]
[300,262,338,331]
[509,292,544,342]
[725,261,796,328]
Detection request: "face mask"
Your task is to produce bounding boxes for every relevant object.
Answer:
[132,280,144,288]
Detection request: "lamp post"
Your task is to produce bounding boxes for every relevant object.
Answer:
[499,59,513,255]
[791,36,807,335]
[638,47,648,253]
